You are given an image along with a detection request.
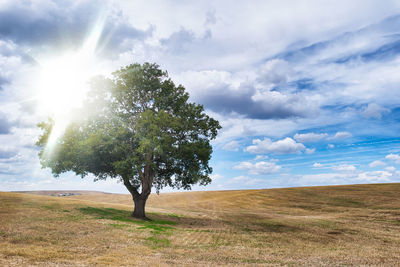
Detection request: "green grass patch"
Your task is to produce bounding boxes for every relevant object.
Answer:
[242,227,253,232]
[42,204,61,210]
[145,236,170,248]
[184,229,212,233]
[167,213,181,219]
[151,219,177,225]
[78,206,177,249]
[79,206,127,217]
[78,206,134,223]
[258,220,298,233]
[329,197,366,208]
[305,219,337,229]
[138,224,173,233]
[78,206,177,227]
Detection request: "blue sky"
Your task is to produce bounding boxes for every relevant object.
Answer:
[1,0,400,193]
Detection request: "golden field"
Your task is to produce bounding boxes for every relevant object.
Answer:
[0,183,399,266]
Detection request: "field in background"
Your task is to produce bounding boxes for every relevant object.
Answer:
[1,183,400,266]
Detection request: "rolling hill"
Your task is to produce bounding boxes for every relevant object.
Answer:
[1,183,400,266]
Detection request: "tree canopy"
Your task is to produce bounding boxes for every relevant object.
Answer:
[37,63,221,219]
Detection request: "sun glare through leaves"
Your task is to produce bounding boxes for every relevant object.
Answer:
[36,15,106,154]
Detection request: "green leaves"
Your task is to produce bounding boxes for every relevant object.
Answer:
[37,62,221,194]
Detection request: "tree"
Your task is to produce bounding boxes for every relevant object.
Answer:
[37,63,221,219]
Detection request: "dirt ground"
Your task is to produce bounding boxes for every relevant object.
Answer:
[1,183,399,266]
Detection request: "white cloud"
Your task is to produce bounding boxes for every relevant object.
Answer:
[3,1,400,192]
[369,160,386,168]
[234,161,281,175]
[222,140,240,151]
[356,171,392,182]
[294,132,328,143]
[327,144,335,149]
[229,175,250,183]
[210,173,224,181]
[313,162,323,167]
[254,155,269,160]
[293,169,396,187]
[257,59,293,85]
[385,153,400,164]
[305,148,316,154]
[361,103,390,119]
[333,164,356,172]
[211,113,301,144]
[385,166,396,173]
[228,175,264,186]
[245,137,305,154]
[332,131,352,140]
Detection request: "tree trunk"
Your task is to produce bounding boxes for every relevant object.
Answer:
[122,163,153,220]
[132,196,149,220]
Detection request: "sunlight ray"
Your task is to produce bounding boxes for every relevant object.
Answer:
[38,12,107,155]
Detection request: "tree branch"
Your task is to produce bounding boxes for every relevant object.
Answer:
[122,176,139,198]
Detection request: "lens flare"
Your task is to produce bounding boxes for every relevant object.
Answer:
[38,52,91,116]
[37,13,106,155]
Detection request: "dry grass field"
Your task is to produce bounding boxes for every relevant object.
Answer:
[1,183,399,266]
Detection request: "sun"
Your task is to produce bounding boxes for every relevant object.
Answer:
[37,52,91,117]
[36,9,107,118]
[35,15,106,152]
[36,19,104,118]
[36,48,97,152]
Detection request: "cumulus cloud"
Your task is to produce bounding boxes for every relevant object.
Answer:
[332,131,352,140]
[385,153,400,164]
[222,140,240,151]
[177,65,319,120]
[228,175,264,186]
[313,162,323,167]
[210,173,224,181]
[356,171,392,182]
[254,155,269,160]
[204,9,217,26]
[167,9,400,141]
[245,137,305,154]
[0,147,17,159]
[2,1,400,191]
[293,169,395,187]
[229,175,249,183]
[249,90,317,119]
[333,164,356,172]
[161,27,212,54]
[369,160,386,168]
[191,82,315,119]
[0,74,9,90]
[305,148,315,154]
[361,103,390,119]
[0,1,151,57]
[257,59,293,85]
[0,113,14,134]
[294,132,328,143]
[234,161,281,175]
[385,166,396,173]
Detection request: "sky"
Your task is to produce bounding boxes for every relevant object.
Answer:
[1,0,400,193]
